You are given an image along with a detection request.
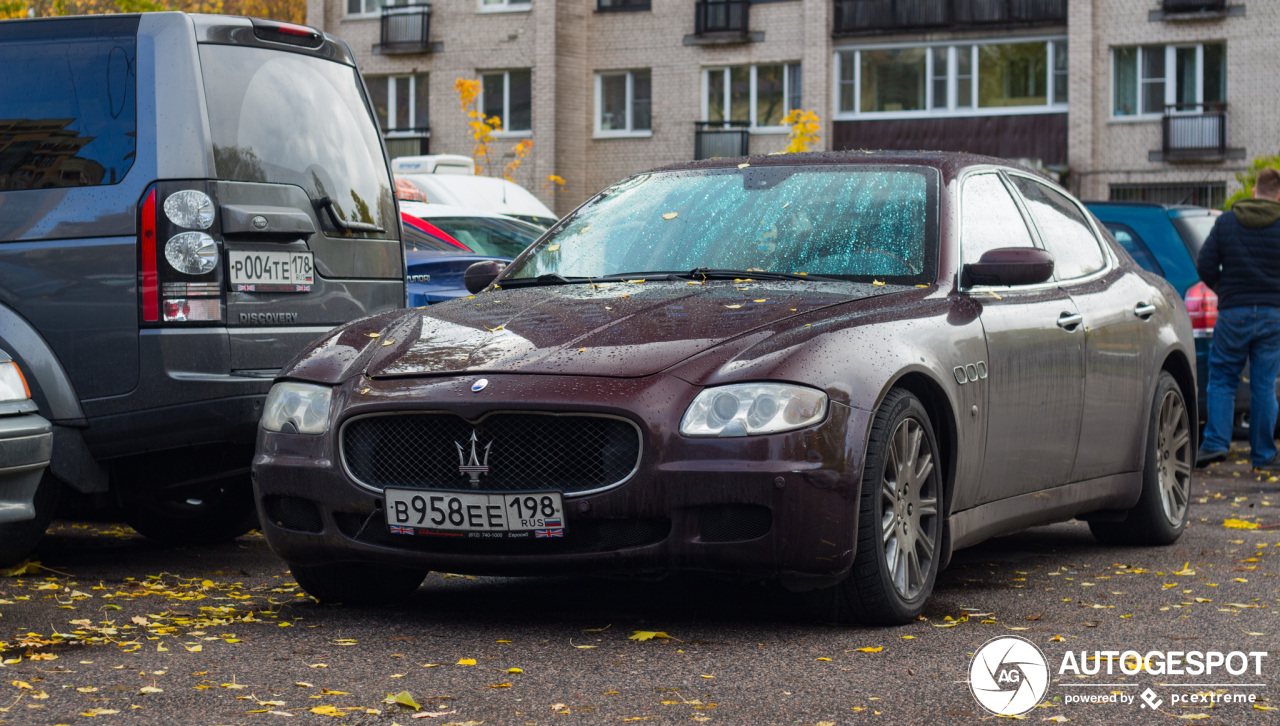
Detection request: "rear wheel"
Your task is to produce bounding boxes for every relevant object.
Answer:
[1090,372,1191,546]
[816,389,942,625]
[292,563,427,605]
[121,472,257,546]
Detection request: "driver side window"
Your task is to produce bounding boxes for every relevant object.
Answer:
[961,173,1036,269]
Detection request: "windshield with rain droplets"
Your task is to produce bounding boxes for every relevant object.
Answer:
[505,164,938,284]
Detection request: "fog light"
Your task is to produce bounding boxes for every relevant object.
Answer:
[165,232,218,275]
[162,298,220,322]
[163,190,214,229]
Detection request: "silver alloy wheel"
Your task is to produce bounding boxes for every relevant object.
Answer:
[881,417,939,600]
[1155,389,1192,526]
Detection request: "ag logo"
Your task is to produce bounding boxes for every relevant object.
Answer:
[969,636,1050,716]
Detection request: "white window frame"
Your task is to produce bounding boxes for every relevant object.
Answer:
[477,0,531,14]
[482,70,533,137]
[1110,43,1222,121]
[832,36,1068,121]
[594,71,653,139]
[701,63,801,133]
[369,74,429,136]
[346,0,412,19]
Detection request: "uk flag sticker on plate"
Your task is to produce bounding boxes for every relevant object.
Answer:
[535,528,564,538]
[389,525,415,535]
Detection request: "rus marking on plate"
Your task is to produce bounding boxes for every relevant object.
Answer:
[456,430,492,488]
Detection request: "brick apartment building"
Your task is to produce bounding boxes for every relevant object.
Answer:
[306,0,1271,214]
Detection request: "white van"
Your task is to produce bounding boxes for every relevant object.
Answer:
[392,155,558,229]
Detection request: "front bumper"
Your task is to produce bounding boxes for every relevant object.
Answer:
[0,410,52,524]
[252,374,869,582]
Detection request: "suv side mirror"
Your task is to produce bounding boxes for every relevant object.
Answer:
[962,247,1054,288]
[464,260,507,294]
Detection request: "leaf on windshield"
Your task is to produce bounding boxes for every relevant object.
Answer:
[545,244,561,252]
[753,299,767,303]
[724,304,742,309]
[873,280,886,287]
[662,212,678,220]
[381,338,396,346]
[737,163,749,169]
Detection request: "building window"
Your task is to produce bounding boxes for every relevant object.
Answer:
[365,74,428,133]
[482,70,532,133]
[835,39,1067,119]
[1109,182,1226,209]
[347,0,415,16]
[704,63,801,129]
[597,0,649,10]
[596,70,652,137]
[478,0,531,12]
[1113,43,1225,117]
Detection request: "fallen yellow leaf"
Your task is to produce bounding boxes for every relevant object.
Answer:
[629,631,671,641]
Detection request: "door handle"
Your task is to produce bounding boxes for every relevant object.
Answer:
[1134,302,1157,319]
[1057,312,1083,331]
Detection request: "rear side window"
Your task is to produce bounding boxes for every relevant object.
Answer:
[1172,213,1219,260]
[960,173,1035,267]
[427,216,543,259]
[199,44,394,234]
[1009,176,1107,280]
[1104,222,1163,275]
[0,19,138,190]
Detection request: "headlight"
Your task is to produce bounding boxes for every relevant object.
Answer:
[262,382,333,434]
[680,383,827,437]
[0,362,30,403]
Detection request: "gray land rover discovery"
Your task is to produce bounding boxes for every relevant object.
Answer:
[0,13,404,560]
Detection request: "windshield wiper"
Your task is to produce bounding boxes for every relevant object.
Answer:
[499,272,675,288]
[680,268,835,282]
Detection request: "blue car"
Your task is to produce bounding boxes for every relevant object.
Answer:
[398,202,545,306]
[1086,201,1270,437]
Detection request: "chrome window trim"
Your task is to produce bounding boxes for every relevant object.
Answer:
[337,409,644,498]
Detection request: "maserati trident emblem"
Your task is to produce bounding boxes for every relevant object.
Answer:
[456,431,492,488]
[471,378,489,392]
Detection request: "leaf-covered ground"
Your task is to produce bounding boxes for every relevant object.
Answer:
[0,448,1275,725]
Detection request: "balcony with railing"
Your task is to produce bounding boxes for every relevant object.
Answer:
[1162,103,1226,162]
[694,0,750,37]
[833,0,1066,35]
[694,121,749,160]
[379,4,432,54]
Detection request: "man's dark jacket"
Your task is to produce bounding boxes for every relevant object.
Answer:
[1196,198,1280,310]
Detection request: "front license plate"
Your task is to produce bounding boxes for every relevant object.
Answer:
[228,250,314,292]
[384,489,565,539]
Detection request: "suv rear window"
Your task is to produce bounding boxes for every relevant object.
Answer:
[0,18,138,190]
[199,44,394,234]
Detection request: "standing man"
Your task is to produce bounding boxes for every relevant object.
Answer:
[1197,168,1280,470]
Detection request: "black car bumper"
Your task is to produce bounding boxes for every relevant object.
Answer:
[0,411,52,524]
[252,374,870,583]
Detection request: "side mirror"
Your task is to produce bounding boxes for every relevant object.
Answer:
[962,247,1054,288]
[463,260,507,294]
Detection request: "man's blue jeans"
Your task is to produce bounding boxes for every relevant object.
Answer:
[1202,305,1280,465]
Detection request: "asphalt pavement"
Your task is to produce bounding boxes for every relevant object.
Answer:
[2,450,1277,725]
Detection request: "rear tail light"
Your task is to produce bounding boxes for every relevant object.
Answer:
[251,18,324,47]
[138,183,225,326]
[1185,281,1218,337]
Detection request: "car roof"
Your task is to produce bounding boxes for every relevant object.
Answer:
[1084,201,1221,219]
[399,201,524,221]
[648,149,1046,182]
[396,174,557,219]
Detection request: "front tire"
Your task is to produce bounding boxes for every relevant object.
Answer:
[292,563,427,605]
[820,389,943,625]
[1090,371,1191,546]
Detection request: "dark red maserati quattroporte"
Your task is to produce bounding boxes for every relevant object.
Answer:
[253,152,1196,624]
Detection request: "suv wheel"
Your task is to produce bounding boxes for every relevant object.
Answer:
[0,473,59,567]
[121,473,257,546]
[292,563,426,605]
